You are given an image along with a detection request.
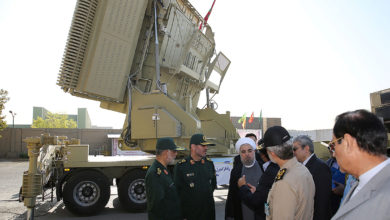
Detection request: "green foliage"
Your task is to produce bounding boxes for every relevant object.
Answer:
[0,89,10,138]
[31,112,77,128]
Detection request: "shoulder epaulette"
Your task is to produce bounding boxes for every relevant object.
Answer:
[275,168,286,182]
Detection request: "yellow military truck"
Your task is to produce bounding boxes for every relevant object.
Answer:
[21,0,239,218]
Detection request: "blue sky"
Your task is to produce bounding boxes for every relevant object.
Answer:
[0,0,389,131]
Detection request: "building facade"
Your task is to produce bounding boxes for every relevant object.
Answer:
[32,107,92,128]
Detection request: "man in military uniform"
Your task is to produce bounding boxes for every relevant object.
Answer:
[264,126,315,220]
[145,137,184,220]
[174,133,217,220]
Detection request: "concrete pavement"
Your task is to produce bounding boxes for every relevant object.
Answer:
[0,160,228,220]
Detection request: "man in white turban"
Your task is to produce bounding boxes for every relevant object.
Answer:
[226,137,263,220]
[235,137,257,167]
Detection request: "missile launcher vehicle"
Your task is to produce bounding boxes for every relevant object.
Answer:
[21,0,239,218]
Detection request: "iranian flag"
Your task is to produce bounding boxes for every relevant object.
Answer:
[199,0,216,30]
[248,112,254,124]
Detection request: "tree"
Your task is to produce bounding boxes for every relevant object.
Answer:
[31,112,77,128]
[0,89,10,138]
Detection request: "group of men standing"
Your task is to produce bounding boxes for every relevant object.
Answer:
[227,126,316,220]
[227,109,390,220]
[145,133,217,220]
[145,109,390,220]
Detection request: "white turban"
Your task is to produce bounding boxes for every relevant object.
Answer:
[235,137,256,153]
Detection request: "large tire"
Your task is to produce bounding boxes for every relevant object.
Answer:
[118,169,147,212]
[63,170,110,215]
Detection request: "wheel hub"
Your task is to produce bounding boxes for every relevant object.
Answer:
[73,181,100,206]
[128,179,146,204]
[82,185,93,197]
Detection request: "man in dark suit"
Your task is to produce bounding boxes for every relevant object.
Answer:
[293,135,332,220]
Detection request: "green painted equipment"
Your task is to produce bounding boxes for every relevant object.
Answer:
[57,0,239,154]
[21,1,239,218]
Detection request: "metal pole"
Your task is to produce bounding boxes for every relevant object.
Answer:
[153,0,161,91]
[206,88,210,108]
[9,110,15,128]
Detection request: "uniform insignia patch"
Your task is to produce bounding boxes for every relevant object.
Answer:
[206,157,212,162]
[186,173,195,177]
[275,168,286,182]
[157,168,162,175]
[181,159,186,163]
[201,159,205,164]
[164,169,168,175]
[189,182,194,188]
[190,160,195,165]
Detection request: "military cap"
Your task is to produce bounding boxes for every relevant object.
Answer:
[190,134,215,146]
[258,126,291,148]
[156,137,185,151]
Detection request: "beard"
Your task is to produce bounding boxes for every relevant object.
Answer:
[241,156,255,167]
[168,158,175,165]
[167,154,176,165]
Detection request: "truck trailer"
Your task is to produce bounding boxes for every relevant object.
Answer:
[21,0,239,219]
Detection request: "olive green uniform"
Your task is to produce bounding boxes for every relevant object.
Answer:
[174,156,217,220]
[145,160,182,220]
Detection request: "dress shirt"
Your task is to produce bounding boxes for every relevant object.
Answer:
[303,153,314,166]
[262,161,271,171]
[351,158,390,198]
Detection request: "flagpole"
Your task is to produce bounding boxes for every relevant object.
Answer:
[259,110,263,138]
[199,0,216,30]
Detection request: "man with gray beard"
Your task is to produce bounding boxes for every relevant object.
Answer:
[145,137,184,220]
[226,137,263,220]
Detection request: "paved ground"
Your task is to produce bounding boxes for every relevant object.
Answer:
[0,160,228,220]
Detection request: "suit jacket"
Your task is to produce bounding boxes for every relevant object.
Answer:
[225,153,264,220]
[306,154,332,220]
[331,163,390,220]
[239,162,279,220]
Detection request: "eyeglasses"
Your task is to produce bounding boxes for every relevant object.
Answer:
[328,137,343,153]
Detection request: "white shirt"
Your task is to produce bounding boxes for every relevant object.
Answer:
[263,161,271,171]
[303,153,314,166]
[351,158,390,198]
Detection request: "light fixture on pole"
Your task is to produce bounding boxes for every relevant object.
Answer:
[9,110,16,128]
